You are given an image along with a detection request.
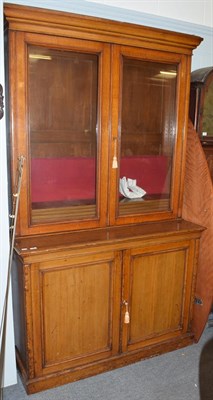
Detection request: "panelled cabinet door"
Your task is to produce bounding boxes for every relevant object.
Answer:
[9,32,110,235]
[29,250,121,375]
[121,240,196,353]
[109,45,190,226]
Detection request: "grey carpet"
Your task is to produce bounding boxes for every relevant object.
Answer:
[3,325,213,400]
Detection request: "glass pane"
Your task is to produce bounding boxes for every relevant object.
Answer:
[202,80,213,136]
[119,58,177,215]
[28,46,98,224]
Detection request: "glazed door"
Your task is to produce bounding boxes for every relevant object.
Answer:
[121,240,196,352]
[9,31,110,235]
[109,45,190,226]
[30,250,121,376]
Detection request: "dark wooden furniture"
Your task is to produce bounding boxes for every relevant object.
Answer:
[189,66,213,180]
[5,4,210,394]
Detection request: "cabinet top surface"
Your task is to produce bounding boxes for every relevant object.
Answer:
[4,3,202,53]
[14,219,203,257]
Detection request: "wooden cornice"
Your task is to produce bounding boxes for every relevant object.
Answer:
[4,3,202,54]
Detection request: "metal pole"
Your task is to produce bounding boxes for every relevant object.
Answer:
[0,156,25,399]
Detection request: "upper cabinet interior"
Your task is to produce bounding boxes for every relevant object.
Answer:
[4,4,202,236]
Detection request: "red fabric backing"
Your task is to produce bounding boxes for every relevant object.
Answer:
[31,158,96,202]
[31,156,170,203]
[120,156,170,195]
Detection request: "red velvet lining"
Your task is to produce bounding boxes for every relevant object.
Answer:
[120,156,170,195]
[31,156,170,203]
[31,158,96,202]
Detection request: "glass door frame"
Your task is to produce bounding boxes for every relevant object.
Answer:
[9,31,111,236]
[109,44,190,226]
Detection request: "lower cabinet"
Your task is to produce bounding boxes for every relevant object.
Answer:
[13,225,201,394]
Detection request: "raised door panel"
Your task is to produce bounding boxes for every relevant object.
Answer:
[121,240,196,353]
[9,31,110,235]
[30,250,121,375]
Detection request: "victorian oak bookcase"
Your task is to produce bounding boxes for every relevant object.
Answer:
[4,3,207,394]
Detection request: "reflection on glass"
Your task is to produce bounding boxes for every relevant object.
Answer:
[28,46,98,223]
[119,58,177,215]
[203,80,213,136]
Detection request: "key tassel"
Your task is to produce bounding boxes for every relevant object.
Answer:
[123,300,130,324]
[112,137,118,169]
[124,310,130,324]
[112,156,118,169]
